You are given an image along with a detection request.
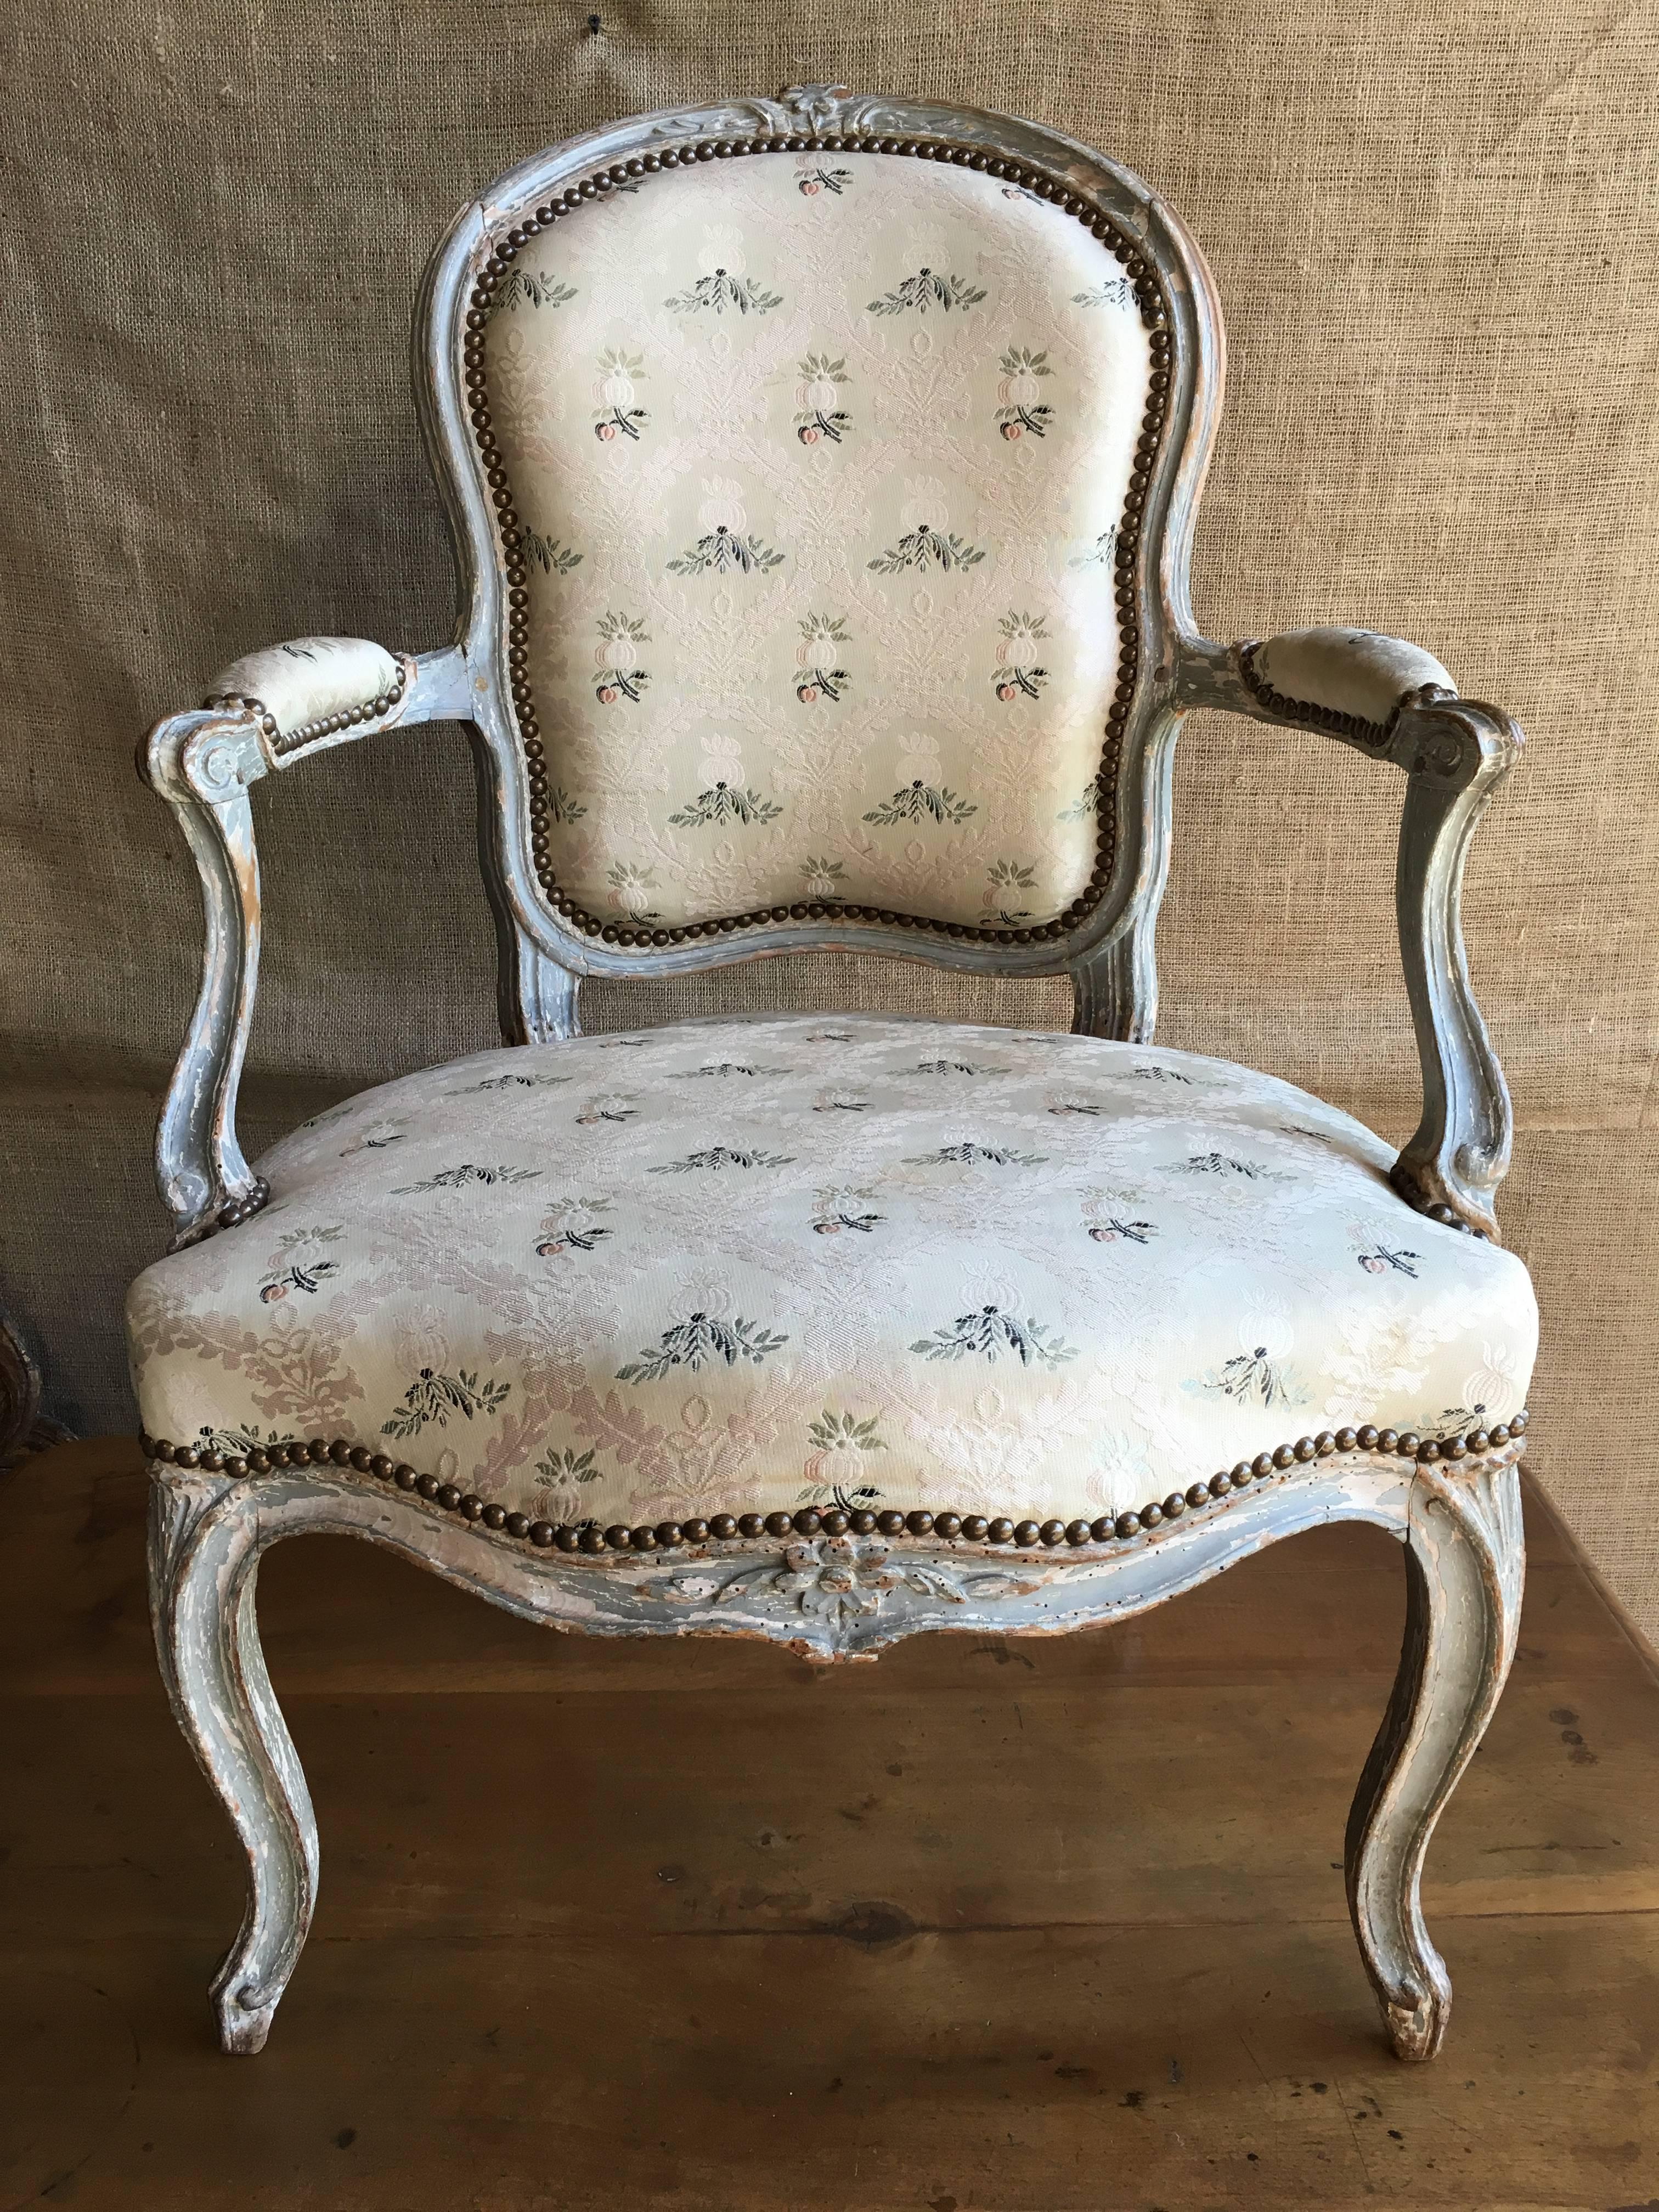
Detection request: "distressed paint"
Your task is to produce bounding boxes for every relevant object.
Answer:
[131,83,1533,2064]
[149,1439,1524,2057]
[139,89,1520,1242]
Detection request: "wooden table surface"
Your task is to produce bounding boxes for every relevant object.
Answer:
[2,1440,1656,2210]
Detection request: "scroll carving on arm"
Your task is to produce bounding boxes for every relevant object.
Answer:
[1176,627,1524,1242]
[141,638,474,1250]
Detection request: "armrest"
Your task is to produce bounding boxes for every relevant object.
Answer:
[142,641,469,1248]
[1175,629,1525,1243]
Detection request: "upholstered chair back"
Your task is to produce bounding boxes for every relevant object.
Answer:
[443,98,1196,962]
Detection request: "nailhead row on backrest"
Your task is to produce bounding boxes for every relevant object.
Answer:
[462,130,1172,953]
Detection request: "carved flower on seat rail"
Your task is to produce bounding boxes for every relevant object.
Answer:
[700,1536,972,1619]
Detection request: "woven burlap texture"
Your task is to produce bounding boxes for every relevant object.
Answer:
[2,3,1655,1635]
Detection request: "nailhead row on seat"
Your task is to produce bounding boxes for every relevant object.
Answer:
[461,129,1171,951]
[211,1175,270,1233]
[203,663,410,760]
[142,1411,1528,1554]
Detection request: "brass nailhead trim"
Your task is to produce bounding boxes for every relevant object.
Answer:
[1235,641,1451,759]
[141,1411,1528,1553]
[466,134,1173,951]
[205,1176,270,1237]
[204,663,410,759]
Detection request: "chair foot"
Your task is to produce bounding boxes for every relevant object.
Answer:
[1345,1461,1523,2062]
[1380,1984,1449,2064]
[150,1471,319,2056]
[212,1980,279,2055]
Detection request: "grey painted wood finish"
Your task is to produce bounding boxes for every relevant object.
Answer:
[149,1439,1525,2059]
[139,84,1521,1248]
[131,85,1532,2062]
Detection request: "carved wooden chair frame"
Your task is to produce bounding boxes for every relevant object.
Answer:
[139,86,1528,2062]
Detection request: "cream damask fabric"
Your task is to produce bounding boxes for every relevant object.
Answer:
[127,1015,1537,1527]
[1252,628,1455,725]
[207,635,400,737]
[483,154,1149,931]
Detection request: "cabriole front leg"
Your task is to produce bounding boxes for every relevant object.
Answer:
[149,1471,318,2054]
[1345,1460,1523,2059]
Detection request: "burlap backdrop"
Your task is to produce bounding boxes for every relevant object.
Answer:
[4,4,1655,1632]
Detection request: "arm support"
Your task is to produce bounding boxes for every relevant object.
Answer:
[1177,628,1524,1242]
[142,639,471,1249]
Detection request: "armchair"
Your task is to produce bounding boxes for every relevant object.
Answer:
[129,85,1536,2064]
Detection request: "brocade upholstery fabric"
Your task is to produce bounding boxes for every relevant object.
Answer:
[483,153,1150,931]
[1252,628,1455,725]
[207,635,400,737]
[127,1014,1537,1528]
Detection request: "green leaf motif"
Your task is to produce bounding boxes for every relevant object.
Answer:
[806,1409,887,1453]
[521,530,583,575]
[868,267,986,315]
[534,1444,603,1485]
[910,1306,1077,1368]
[648,1146,795,1173]
[904,1142,1047,1166]
[862,782,977,827]
[667,527,785,577]
[669,782,784,827]
[392,1163,542,1193]
[617,1312,789,1384]
[486,271,578,318]
[867,524,984,574]
[381,1367,511,1438]
[665,269,782,315]
[196,1423,302,1457]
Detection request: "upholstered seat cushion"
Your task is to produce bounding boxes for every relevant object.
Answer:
[128,1014,1537,1529]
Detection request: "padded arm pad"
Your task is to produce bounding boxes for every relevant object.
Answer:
[1244,627,1455,732]
[205,635,406,751]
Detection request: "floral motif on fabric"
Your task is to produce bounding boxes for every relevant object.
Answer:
[605,862,660,920]
[994,611,1049,701]
[996,347,1054,440]
[477,156,1158,931]
[392,1163,541,1194]
[669,780,784,827]
[799,855,848,900]
[795,614,851,701]
[1071,277,1133,309]
[534,1195,614,1256]
[592,612,649,703]
[522,531,583,575]
[382,1367,512,1439]
[795,354,851,445]
[616,1311,789,1383]
[981,860,1038,925]
[592,349,647,443]
[863,781,977,827]
[127,1015,1539,1527]
[811,1185,885,1235]
[911,1305,1078,1368]
[1069,526,1118,569]
[794,161,853,197]
[486,270,578,319]
[665,265,781,316]
[668,525,784,576]
[867,266,986,315]
[867,521,984,574]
